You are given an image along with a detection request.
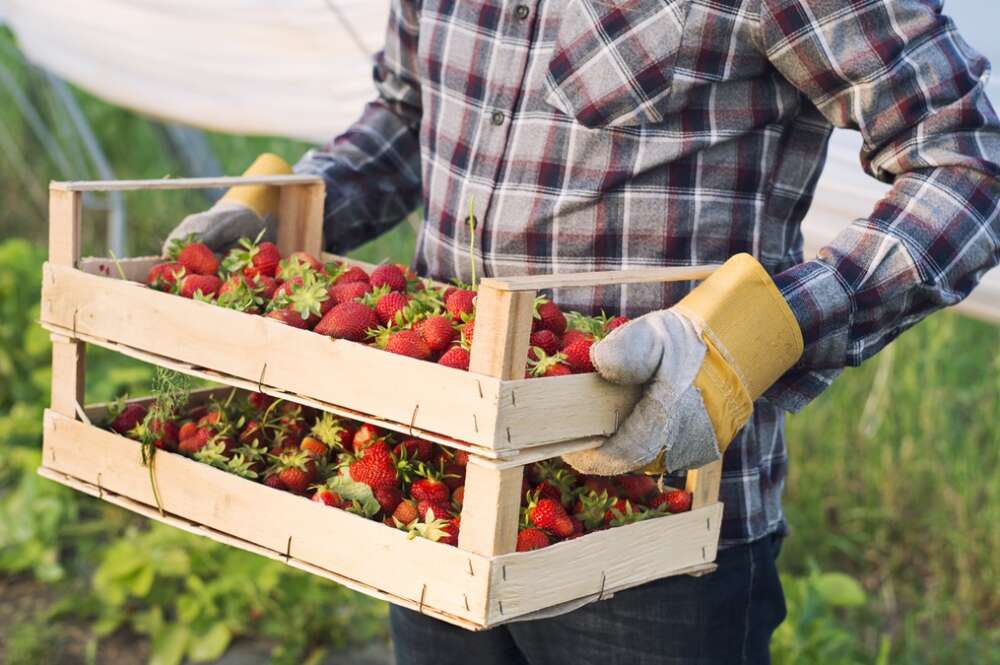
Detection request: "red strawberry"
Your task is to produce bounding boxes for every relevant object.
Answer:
[416,315,455,353]
[392,499,419,525]
[334,265,370,285]
[264,474,285,490]
[352,423,381,453]
[561,330,589,350]
[393,438,434,462]
[517,528,551,552]
[445,289,476,321]
[272,276,303,300]
[438,346,470,370]
[348,440,398,490]
[265,306,312,329]
[534,299,567,335]
[177,420,199,442]
[442,463,466,490]
[373,485,403,514]
[461,319,475,346]
[178,242,219,275]
[605,315,630,333]
[370,264,408,292]
[314,302,379,341]
[252,242,281,277]
[312,488,343,507]
[563,338,595,373]
[269,450,316,494]
[618,474,658,504]
[178,428,211,455]
[529,496,575,538]
[568,516,585,539]
[328,280,372,304]
[604,498,635,526]
[149,418,179,451]
[299,435,329,458]
[451,485,465,507]
[417,499,450,521]
[248,274,278,299]
[375,291,410,325]
[411,477,450,504]
[277,252,323,280]
[529,330,561,356]
[146,262,184,291]
[440,518,460,547]
[180,274,222,298]
[385,330,432,360]
[110,403,147,435]
[583,476,617,497]
[664,489,693,513]
[248,392,273,412]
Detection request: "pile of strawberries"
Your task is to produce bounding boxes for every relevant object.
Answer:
[144,235,629,376]
[108,388,692,551]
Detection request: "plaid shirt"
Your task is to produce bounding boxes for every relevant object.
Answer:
[297,0,1000,546]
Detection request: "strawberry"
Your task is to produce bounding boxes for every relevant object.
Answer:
[451,485,465,507]
[375,290,411,325]
[268,450,316,494]
[568,516,585,539]
[272,276,303,300]
[373,485,403,514]
[461,319,475,346]
[574,489,615,531]
[563,337,595,373]
[528,496,575,538]
[178,427,211,455]
[560,329,589,350]
[618,474,658,504]
[277,252,323,280]
[146,262,184,291]
[312,488,343,507]
[263,474,285,490]
[411,474,450,504]
[334,265,370,285]
[180,274,222,299]
[248,392,273,411]
[392,499,419,526]
[417,499,451,521]
[529,330,561,356]
[314,302,379,341]
[348,440,398,490]
[110,403,147,435]
[527,349,572,377]
[222,235,281,278]
[605,315,630,333]
[583,475,617,497]
[328,280,372,305]
[248,273,278,299]
[310,413,351,451]
[416,315,455,353]
[534,299,567,335]
[393,438,434,462]
[385,330,432,360]
[603,498,643,526]
[177,420,199,442]
[437,346,470,370]
[149,418,179,452]
[251,242,281,277]
[440,518,460,546]
[265,306,312,329]
[370,264,408,292]
[451,450,470,466]
[300,435,329,458]
[664,489,693,513]
[352,423,381,453]
[441,463,466,490]
[177,242,219,275]
[517,528,551,552]
[445,289,476,321]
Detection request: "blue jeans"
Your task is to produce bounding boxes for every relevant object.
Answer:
[391,535,785,665]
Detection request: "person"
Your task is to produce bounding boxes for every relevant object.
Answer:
[166,1,1000,663]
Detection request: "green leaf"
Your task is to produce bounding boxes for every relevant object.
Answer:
[811,572,865,607]
[326,475,380,517]
[150,625,189,665]
[187,623,232,662]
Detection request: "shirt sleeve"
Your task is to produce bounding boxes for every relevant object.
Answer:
[757,0,1000,411]
[294,0,423,254]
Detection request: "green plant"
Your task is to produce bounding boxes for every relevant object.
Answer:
[91,524,386,665]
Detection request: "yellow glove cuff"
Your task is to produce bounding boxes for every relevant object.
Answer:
[220,153,293,217]
[675,253,804,447]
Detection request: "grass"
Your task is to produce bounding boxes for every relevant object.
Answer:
[2,24,999,664]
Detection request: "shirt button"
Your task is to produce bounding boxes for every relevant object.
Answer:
[515,5,530,19]
[491,111,505,126]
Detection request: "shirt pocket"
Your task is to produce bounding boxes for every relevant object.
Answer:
[544,0,693,128]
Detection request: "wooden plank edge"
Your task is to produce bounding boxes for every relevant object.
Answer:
[481,265,720,292]
[36,466,488,631]
[51,175,323,192]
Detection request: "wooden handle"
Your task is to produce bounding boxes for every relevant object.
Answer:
[277,181,326,257]
[50,174,323,192]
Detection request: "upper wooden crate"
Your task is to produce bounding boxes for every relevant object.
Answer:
[39,176,716,461]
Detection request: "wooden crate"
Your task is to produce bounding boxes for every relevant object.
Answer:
[39,176,724,629]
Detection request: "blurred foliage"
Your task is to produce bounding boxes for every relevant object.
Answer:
[2,20,999,665]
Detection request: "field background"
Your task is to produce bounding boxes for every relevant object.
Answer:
[1,25,998,665]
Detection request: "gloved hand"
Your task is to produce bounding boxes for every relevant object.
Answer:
[563,254,804,475]
[161,153,292,255]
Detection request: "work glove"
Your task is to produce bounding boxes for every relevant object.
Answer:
[563,254,804,475]
[162,153,292,255]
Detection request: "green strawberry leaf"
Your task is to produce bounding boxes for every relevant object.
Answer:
[326,476,380,517]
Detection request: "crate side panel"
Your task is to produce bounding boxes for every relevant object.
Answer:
[40,264,501,447]
[487,503,722,623]
[41,410,491,621]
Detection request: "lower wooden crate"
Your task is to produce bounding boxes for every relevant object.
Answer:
[41,408,722,629]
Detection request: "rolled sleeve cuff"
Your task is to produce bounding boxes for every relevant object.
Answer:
[766,259,853,411]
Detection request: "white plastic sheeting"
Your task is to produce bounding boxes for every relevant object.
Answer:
[1,0,388,142]
[2,0,996,320]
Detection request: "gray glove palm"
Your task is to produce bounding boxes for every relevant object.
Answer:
[162,201,276,256]
[562,310,721,475]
